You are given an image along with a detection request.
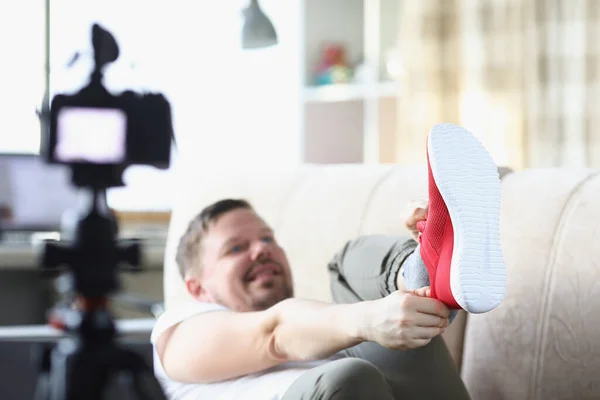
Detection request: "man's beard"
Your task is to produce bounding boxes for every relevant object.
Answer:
[212,280,292,312]
[245,258,293,311]
[250,280,293,311]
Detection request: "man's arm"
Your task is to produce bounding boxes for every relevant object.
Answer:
[157,291,448,384]
[157,298,366,384]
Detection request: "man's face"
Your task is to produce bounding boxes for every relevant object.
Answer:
[187,208,294,312]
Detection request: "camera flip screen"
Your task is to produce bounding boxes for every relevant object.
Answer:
[55,107,127,164]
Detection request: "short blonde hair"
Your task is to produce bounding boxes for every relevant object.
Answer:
[175,198,252,279]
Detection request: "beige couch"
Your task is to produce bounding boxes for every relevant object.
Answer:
[162,164,600,400]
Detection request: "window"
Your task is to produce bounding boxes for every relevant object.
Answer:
[4,0,302,211]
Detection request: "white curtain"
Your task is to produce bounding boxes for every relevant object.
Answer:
[396,0,600,170]
[50,0,302,210]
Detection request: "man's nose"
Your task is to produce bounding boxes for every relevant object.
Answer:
[251,240,271,261]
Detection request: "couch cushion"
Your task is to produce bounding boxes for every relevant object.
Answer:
[461,168,600,399]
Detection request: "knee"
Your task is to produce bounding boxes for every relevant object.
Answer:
[321,358,391,398]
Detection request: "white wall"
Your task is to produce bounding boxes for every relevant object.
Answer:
[0,1,45,154]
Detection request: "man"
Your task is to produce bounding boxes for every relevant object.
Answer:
[151,123,506,399]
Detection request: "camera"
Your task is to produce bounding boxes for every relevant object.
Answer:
[46,91,172,168]
[40,24,173,188]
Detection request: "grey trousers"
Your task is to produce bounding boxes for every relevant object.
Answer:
[282,235,471,400]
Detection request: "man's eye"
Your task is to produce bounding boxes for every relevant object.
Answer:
[261,236,274,243]
[230,245,243,253]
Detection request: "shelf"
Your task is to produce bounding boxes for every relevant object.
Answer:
[303,81,399,103]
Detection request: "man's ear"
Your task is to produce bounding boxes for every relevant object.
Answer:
[185,275,212,302]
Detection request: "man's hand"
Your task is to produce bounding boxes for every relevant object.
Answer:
[362,287,449,350]
[402,199,428,241]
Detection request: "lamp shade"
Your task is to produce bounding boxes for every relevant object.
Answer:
[241,0,278,49]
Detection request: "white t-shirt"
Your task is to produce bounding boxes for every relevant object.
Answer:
[150,302,345,400]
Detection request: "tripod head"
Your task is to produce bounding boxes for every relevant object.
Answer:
[35,23,170,400]
[42,187,139,300]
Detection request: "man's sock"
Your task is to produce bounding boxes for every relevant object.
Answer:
[402,245,458,324]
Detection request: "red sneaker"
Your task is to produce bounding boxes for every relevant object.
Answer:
[418,124,506,313]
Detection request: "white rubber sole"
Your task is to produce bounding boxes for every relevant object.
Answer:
[428,123,506,314]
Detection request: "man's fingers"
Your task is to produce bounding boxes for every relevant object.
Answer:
[413,206,427,220]
[403,200,429,226]
[408,286,431,298]
[408,338,433,349]
[410,295,451,318]
[404,205,427,226]
[411,326,444,340]
[413,312,449,328]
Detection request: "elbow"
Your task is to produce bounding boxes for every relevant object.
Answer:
[161,306,293,383]
[267,299,304,362]
[265,300,289,361]
[161,344,221,384]
[161,354,196,384]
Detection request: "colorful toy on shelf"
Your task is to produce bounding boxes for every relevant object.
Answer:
[314,44,353,86]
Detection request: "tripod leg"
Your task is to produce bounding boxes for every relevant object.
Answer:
[33,343,54,400]
[112,347,168,400]
[64,345,110,400]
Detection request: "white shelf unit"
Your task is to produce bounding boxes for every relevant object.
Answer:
[303,81,399,103]
[301,0,402,164]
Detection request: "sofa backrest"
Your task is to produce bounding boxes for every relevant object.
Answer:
[460,168,600,400]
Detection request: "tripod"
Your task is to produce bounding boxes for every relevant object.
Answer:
[35,183,167,400]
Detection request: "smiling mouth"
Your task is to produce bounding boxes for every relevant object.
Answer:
[245,263,282,282]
